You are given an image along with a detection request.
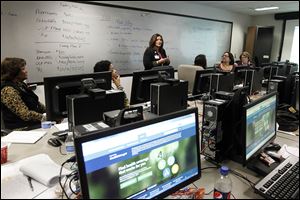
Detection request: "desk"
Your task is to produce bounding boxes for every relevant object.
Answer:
[189,131,299,199]
[4,127,70,166]
[187,99,299,199]
[2,109,299,199]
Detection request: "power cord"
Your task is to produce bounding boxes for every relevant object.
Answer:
[59,156,77,199]
[229,169,255,189]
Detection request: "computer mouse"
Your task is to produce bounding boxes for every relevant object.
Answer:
[265,143,281,151]
[47,138,62,147]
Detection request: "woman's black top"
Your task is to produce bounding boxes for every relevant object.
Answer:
[143,47,170,70]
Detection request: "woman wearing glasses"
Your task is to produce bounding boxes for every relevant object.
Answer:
[216,52,237,72]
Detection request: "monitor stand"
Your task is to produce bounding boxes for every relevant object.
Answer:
[246,154,283,176]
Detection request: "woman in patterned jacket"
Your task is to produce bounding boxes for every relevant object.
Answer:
[1,57,46,130]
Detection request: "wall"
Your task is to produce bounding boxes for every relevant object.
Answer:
[251,14,299,62]
[30,1,252,103]
[281,19,299,62]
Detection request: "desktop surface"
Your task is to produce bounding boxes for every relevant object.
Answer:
[2,100,299,199]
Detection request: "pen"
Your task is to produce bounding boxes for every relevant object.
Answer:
[27,176,34,191]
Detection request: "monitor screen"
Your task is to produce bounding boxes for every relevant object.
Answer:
[192,69,214,95]
[44,72,112,121]
[130,66,174,105]
[244,92,277,161]
[75,108,201,199]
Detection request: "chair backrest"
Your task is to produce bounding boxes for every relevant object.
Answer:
[178,64,204,93]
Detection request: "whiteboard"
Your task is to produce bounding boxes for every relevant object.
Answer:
[1,1,232,83]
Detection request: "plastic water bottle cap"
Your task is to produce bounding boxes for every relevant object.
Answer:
[220,166,229,175]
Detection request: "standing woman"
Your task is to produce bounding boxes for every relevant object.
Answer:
[143,33,170,70]
[1,58,46,130]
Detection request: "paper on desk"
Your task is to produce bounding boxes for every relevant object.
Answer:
[1,130,47,144]
[54,122,69,131]
[1,173,48,199]
[277,144,299,159]
[19,154,70,187]
[1,160,48,199]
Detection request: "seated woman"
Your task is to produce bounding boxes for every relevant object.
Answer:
[1,58,46,130]
[236,51,255,67]
[94,60,129,107]
[194,54,207,69]
[216,52,236,73]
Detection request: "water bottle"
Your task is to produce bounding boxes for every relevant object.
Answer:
[213,166,232,199]
[65,132,75,154]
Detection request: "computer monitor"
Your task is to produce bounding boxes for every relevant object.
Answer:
[130,66,174,105]
[44,72,112,121]
[234,69,263,95]
[210,73,234,96]
[192,69,214,95]
[263,65,278,80]
[178,64,204,93]
[75,108,201,199]
[243,92,277,164]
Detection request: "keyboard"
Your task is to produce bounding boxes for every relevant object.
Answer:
[255,155,299,199]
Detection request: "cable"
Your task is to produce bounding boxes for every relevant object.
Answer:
[203,157,221,167]
[63,175,69,199]
[69,176,79,195]
[192,182,198,189]
[59,161,70,199]
[59,146,67,155]
[229,169,255,189]
[231,192,236,199]
[201,166,218,171]
[205,189,214,195]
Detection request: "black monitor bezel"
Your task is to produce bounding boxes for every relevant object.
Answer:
[192,69,215,95]
[44,72,112,121]
[130,66,174,105]
[74,107,201,199]
[242,91,277,165]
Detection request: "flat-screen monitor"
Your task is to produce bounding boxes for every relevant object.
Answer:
[192,69,215,95]
[44,72,112,121]
[243,92,277,163]
[75,108,201,199]
[263,66,278,80]
[234,69,263,95]
[210,73,234,95]
[275,62,299,76]
[177,64,204,94]
[130,66,174,105]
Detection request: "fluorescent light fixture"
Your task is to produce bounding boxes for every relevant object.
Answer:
[255,6,279,11]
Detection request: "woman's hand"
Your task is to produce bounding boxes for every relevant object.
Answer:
[112,69,121,88]
[158,57,170,65]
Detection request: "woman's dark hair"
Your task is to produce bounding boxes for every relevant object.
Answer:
[149,33,164,49]
[194,54,207,69]
[224,51,234,65]
[1,57,26,81]
[94,60,111,72]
